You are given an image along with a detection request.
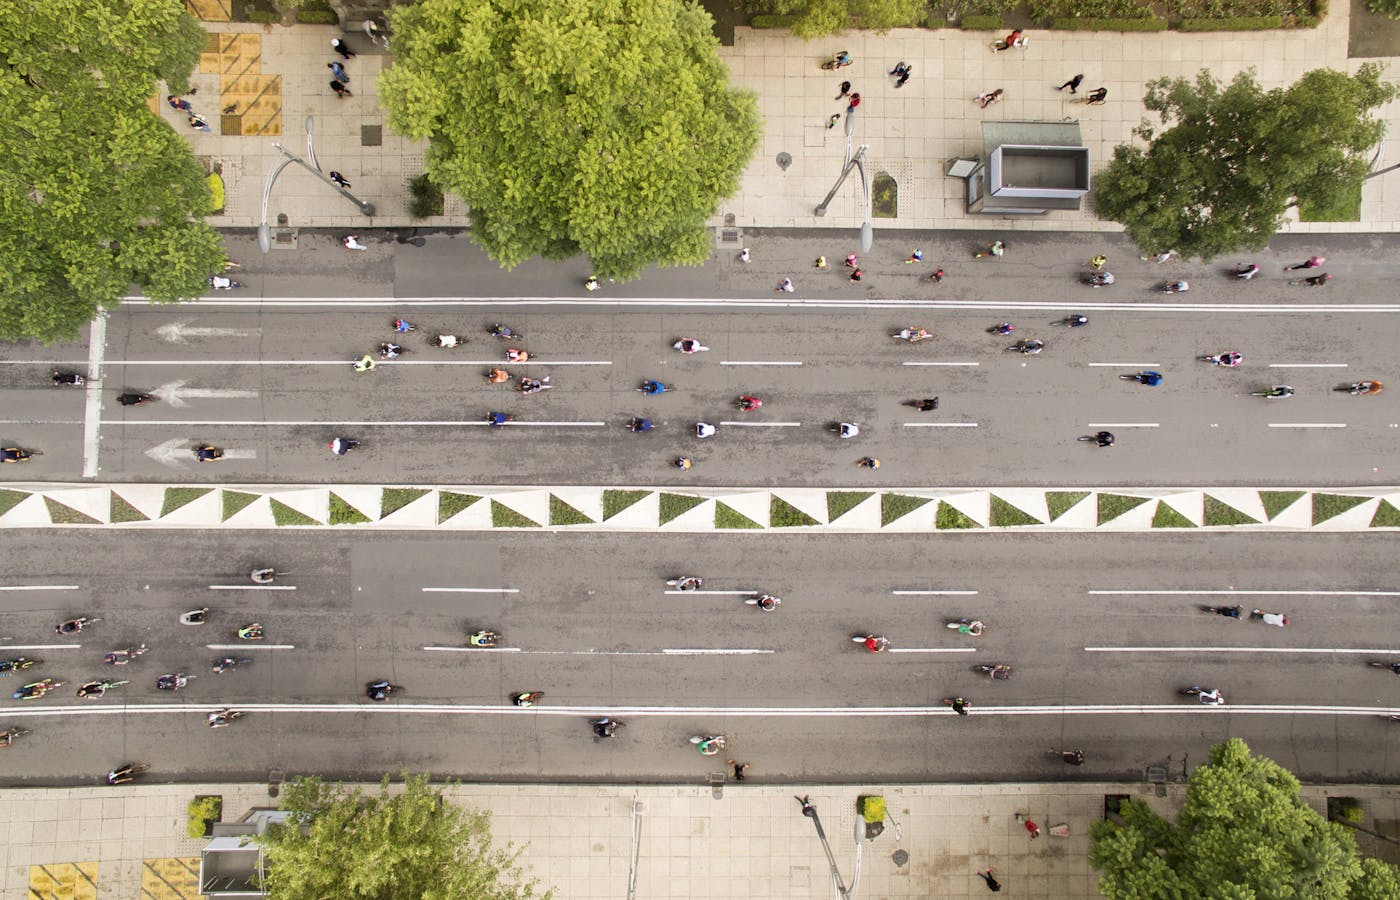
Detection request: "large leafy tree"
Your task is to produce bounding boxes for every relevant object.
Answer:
[0,0,224,342]
[1094,65,1395,260]
[754,0,928,37]
[261,774,549,900]
[1091,738,1400,898]
[380,0,760,281]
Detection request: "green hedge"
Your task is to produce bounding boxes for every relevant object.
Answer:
[925,14,949,27]
[1179,15,1283,28]
[960,14,1005,29]
[750,14,799,27]
[296,10,338,24]
[245,10,279,23]
[1052,16,1169,29]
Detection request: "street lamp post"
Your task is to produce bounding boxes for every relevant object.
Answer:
[258,115,375,253]
[814,143,873,252]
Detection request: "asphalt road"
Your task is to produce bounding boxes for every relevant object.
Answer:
[0,530,1397,786]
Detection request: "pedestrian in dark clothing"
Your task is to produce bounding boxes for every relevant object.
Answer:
[995,30,1022,51]
[331,38,356,60]
[328,62,350,83]
[929,267,945,284]
[890,62,912,88]
[187,113,210,132]
[1056,74,1084,93]
[849,268,862,283]
[795,795,817,818]
[896,69,911,88]
[728,760,749,781]
[847,92,861,111]
[167,95,192,112]
[836,80,851,99]
[916,398,939,411]
[977,89,1003,109]
[826,113,841,129]
[1085,87,1108,105]
[329,171,351,189]
[330,80,352,98]
[977,869,1002,892]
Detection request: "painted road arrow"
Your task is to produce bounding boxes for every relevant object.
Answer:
[156,321,256,344]
[145,438,257,468]
[155,380,258,408]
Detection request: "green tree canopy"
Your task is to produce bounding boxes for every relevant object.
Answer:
[261,774,549,900]
[380,0,760,281]
[1090,738,1400,898]
[1094,65,1396,260]
[757,0,928,36]
[0,0,223,342]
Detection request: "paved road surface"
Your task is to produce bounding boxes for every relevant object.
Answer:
[0,530,1396,785]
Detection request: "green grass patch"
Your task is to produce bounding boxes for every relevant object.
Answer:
[44,498,99,524]
[270,499,319,526]
[438,491,482,524]
[872,172,898,219]
[881,493,933,526]
[161,487,212,518]
[1202,496,1259,526]
[1050,15,1167,27]
[1178,14,1283,28]
[1097,493,1150,524]
[221,490,259,522]
[1297,179,1362,222]
[988,496,1042,526]
[771,496,820,527]
[603,489,651,521]
[960,14,1005,28]
[491,500,540,528]
[0,489,30,517]
[715,502,763,529]
[1151,501,1197,528]
[1312,493,1369,524]
[380,488,429,518]
[659,492,706,525]
[1259,490,1305,520]
[827,491,873,522]
[328,494,371,525]
[549,495,594,525]
[935,501,982,529]
[1370,500,1400,527]
[750,13,799,27]
[1046,491,1090,521]
[110,493,148,523]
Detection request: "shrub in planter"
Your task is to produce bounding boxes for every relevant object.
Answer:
[187,795,223,837]
[408,174,445,219]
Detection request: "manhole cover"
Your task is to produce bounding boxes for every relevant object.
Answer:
[776,152,792,170]
[891,849,909,867]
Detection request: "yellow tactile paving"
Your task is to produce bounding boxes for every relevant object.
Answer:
[140,857,200,900]
[184,0,232,23]
[198,32,282,136]
[27,861,98,900]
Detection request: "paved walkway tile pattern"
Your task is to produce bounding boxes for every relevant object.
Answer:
[2,483,1398,531]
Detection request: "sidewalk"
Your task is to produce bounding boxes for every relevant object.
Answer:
[176,9,1400,237]
[2,483,1398,530]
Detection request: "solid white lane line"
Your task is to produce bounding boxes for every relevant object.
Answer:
[903,422,978,428]
[1086,647,1400,654]
[1268,423,1347,428]
[424,646,522,653]
[901,361,979,367]
[663,590,757,596]
[204,644,296,651]
[1087,423,1159,428]
[717,420,801,427]
[208,585,297,591]
[1268,363,1349,368]
[892,590,978,596]
[661,649,775,655]
[0,585,81,592]
[105,420,607,428]
[1090,589,1400,596]
[422,587,520,594]
[887,648,980,654]
[81,313,107,478]
[719,361,803,367]
[0,644,85,651]
[102,359,612,367]
[1088,363,1163,368]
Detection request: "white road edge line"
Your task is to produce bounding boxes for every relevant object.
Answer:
[204,644,296,651]
[1086,647,1399,654]
[81,313,107,478]
[208,585,297,591]
[0,645,85,651]
[1268,363,1349,368]
[719,361,804,367]
[892,590,979,596]
[717,421,802,427]
[1087,423,1160,428]
[901,362,980,367]
[0,585,81,592]
[903,422,978,428]
[424,646,523,653]
[1090,589,1400,596]
[887,648,980,654]
[422,587,521,594]
[1088,363,1163,368]
[661,649,775,655]
[1268,423,1347,428]
[101,359,613,367]
[104,420,608,428]
[663,590,757,596]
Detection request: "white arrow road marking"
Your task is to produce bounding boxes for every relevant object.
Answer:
[155,380,259,408]
[144,439,256,467]
[156,321,257,344]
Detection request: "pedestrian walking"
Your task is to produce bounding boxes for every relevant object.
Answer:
[585,275,600,291]
[995,29,1023,51]
[1085,87,1108,105]
[849,268,863,283]
[977,89,1003,109]
[777,277,794,293]
[728,760,750,781]
[187,113,210,132]
[836,80,851,99]
[1090,253,1107,270]
[915,398,939,411]
[905,249,923,264]
[929,267,944,283]
[826,113,841,129]
[844,253,858,268]
[331,37,356,60]
[328,62,350,83]
[1055,74,1083,93]
[890,61,912,88]
[1016,814,1041,839]
[329,80,352,98]
[976,869,1003,892]
[167,95,192,112]
[329,171,351,189]
[847,92,861,111]
[815,256,828,268]
[1142,249,1175,263]
[739,248,750,263]
[795,795,818,818]
[342,234,367,251]
[1285,255,1325,270]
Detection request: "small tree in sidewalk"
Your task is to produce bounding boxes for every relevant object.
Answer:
[260,773,550,899]
[1090,738,1400,898]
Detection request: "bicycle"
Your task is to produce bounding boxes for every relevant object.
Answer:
[0,728,32,747]
[1052,315,1089,328]
[1249,386,1293,399]
[1049,748,1085,765]
[819,51,853,70]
